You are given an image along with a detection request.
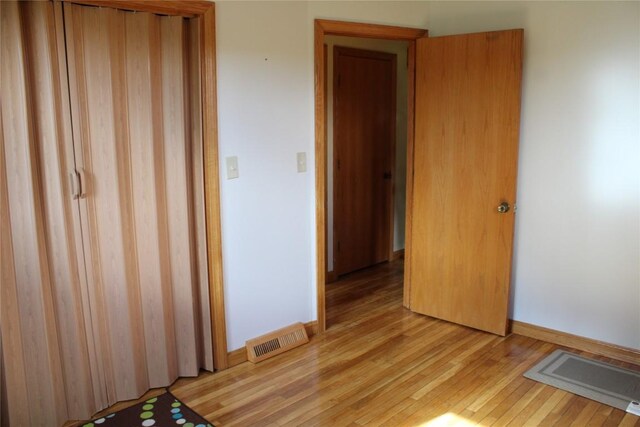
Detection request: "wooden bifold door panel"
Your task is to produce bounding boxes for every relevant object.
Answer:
[1,1,215,424]
[333,46,396,277]
[408,30,523,336]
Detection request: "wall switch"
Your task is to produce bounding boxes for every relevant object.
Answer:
[297,152,307,173]
[226,156,239,179]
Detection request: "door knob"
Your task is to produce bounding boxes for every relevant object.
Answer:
[497,202,510,213]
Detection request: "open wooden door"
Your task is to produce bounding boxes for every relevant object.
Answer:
[407,30,523,335]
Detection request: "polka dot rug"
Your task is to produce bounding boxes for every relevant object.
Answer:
[80,392,213,427]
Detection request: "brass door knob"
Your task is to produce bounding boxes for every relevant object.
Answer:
[497,202,510,213]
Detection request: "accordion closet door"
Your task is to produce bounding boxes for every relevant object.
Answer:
[1,2,214,424]
[63,2,213,405]
[1,2,96,424]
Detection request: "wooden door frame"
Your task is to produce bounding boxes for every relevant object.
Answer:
[314,19,427,333]
[64,0,228,370]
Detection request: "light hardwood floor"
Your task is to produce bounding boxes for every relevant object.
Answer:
[91,260,640,426]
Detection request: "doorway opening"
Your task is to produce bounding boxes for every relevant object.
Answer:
[325,36,409,329]
[316,21,523,337]
[314,20,428,332]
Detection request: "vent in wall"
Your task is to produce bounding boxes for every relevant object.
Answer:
[246,322,309,363]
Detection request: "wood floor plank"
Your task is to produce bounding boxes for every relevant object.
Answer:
[618,413,640,427]
[554,395,592,426]
[587,405,616,426]
[604,410,628,427]
[476,378,542,425]
[86,260,638,426]
[571,401,606,426]
[544,392,590,426]
[506,384,559,426]
[395,338,547,426]
[524,389,571,426]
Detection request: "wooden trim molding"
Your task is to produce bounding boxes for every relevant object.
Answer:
[227,347,247,368]
[315,19,427,333]
[304,320,319,337]
[326,270,338,284]
[316,19,428,41]
[511,320,640,366]
[391,249,405,261]
[226,321,319,368]
[402,41,417,309]
[199,3,229,371]
[64,0,212,17]
[65,0,228,371]
[315,20,328,334]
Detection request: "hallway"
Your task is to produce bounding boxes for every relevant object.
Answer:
[326,259,404,329]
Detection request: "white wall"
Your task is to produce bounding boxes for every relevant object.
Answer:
[325,36,409,273]
[216,2,315,351]
[216,1,640,351]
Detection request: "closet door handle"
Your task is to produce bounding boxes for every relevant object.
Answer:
[78,168,87,199]
[69,171,80,200]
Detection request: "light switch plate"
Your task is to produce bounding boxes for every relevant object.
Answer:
[297,152,307,173]
[226,156,239,179]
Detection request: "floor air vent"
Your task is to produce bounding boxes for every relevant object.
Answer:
[246,322,309,363]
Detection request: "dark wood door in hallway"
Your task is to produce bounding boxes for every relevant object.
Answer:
[333,46,396,277]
